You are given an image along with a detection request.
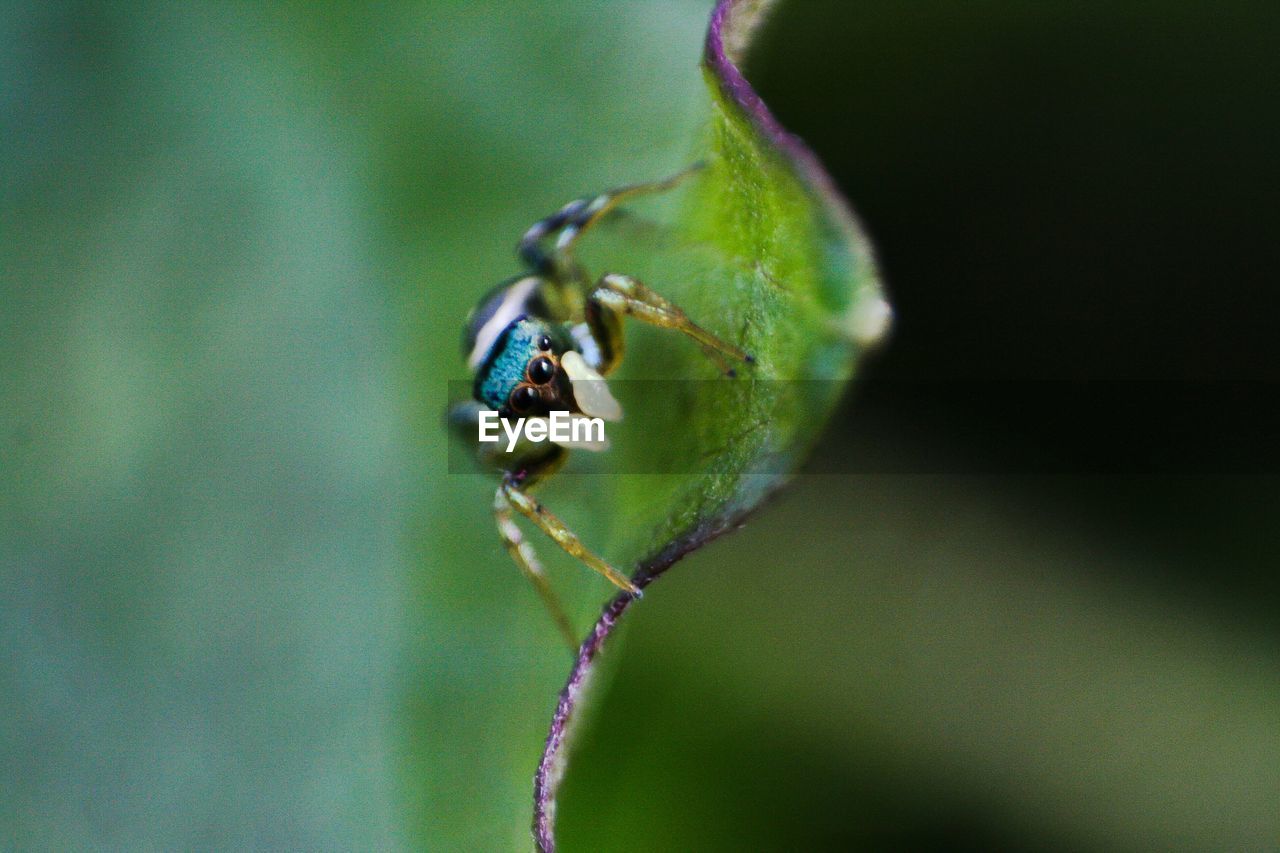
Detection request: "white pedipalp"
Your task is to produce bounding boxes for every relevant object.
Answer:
[560,351,623,422]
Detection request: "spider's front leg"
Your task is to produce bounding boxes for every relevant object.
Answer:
[453,403,584,648]
[493,482,578,649]
[589,273,755,377]
[499,473,642,597]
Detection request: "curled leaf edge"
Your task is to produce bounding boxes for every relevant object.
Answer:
[531,1,874,847]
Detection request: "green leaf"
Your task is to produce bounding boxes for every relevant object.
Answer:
[604,1,891,554]
[524,0,891,847]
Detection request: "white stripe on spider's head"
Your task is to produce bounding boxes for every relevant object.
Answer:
[467,275,542,371]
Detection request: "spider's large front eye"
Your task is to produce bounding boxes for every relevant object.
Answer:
[527,356,556,385]
[509,384,539,414]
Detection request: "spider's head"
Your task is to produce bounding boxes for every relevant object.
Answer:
[465,276,621,423]
[471,315,570,418]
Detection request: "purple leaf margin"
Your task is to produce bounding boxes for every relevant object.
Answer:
[532,518,742,851]
[703,0,871,239]
[531,1,865,848]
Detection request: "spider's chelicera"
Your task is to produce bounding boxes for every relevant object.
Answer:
[449,168,752,647]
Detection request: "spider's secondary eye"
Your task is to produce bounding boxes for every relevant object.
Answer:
[509,384,539,414]
[528,356,556,385]
[537,335,553,352]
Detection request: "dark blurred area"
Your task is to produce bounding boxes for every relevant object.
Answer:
[561,2,1280,849]
[752,0,1280,604]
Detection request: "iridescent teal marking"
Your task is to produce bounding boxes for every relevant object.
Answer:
[476,317,556,411]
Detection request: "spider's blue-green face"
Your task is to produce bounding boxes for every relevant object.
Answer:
[473,316,569,416]
[463,275,570,416]
[463,274,623,423]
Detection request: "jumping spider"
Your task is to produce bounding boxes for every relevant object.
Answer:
[450,168,752,646]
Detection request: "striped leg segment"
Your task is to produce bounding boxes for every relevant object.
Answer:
[517,166,702,274]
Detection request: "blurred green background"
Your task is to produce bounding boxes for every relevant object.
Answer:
[3,1,1278,850]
